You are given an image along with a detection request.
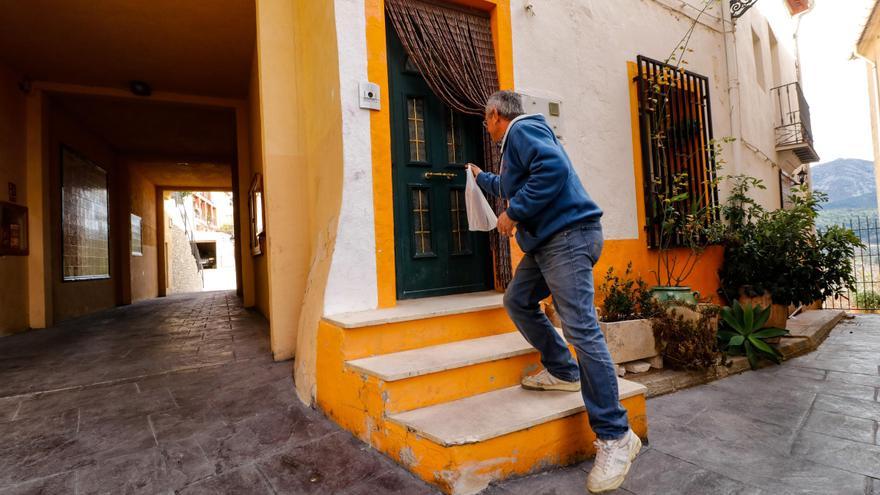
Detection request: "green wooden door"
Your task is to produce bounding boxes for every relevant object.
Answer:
[387,29,492,299]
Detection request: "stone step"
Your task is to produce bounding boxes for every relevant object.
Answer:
[346,330,556,381]
[387,380,647,447]
[324,291,503,329]
[320,291,514,360]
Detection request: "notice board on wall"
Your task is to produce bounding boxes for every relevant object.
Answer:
[61,146,110,281]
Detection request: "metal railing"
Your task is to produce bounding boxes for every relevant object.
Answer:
[635,55,720,248]
[771,82,814,148]
[824,215,880,311]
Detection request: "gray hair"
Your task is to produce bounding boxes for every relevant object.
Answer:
[485,90,524,120]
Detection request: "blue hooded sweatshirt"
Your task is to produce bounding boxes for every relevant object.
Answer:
[476,114,603,253]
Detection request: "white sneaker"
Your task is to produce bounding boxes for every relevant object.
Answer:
[521,369,581,392]
[587,429,642,493]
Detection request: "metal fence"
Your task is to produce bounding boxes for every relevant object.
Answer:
[824,215,880,311]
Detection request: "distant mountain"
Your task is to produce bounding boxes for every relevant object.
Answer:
[811,158,875,208]
[825,191,877,210]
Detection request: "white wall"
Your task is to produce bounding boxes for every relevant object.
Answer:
[511,0,731,240]
[511,0,805,230]
[323,0,379,316]
[319,0,806,314]
[734,1,805,208]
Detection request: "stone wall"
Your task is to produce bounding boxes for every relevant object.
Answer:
[169,224,202,294]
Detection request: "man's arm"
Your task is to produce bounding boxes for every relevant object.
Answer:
[505,128,569,222]
[476,170,502,197]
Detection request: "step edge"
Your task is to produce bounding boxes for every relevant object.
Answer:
[324,292,504,329]
[387,381,647,447]
[345,332,536,381]
[347,346,536,381]
[346,329,565,382]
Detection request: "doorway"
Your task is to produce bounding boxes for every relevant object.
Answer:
[387,27,492,300]
[162,190,238,294]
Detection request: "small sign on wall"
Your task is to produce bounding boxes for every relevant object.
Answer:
[359,82,381,110]
[8,182,16,203]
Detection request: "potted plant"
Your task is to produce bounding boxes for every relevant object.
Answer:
[598,264,663,365]
[649,171,724,304]
[718,178,862,327]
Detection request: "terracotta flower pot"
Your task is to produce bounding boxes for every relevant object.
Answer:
[737,291,788,330]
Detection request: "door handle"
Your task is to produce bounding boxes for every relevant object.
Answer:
[424,172,457,180]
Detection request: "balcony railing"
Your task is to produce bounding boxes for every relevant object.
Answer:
[771,82,820,163]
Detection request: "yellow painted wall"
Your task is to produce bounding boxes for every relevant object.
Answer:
[248,49,271,320]
[290,0,345,404]
[0,63,29,335]
[128,165,158,302]
[250,0,344,402]
[48,99,122,322]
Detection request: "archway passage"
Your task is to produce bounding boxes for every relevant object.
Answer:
[0,0,258,330]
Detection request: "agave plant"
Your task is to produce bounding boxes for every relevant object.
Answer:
[718,300,789,369]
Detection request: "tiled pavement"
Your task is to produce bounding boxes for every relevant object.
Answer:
[0,292,878,494]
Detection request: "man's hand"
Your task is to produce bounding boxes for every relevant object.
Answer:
[497,211,516,237]
[468,163,482,177]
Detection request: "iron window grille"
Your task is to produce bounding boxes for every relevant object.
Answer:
[635,55,721,248]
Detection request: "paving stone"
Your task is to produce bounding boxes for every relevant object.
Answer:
[791,430,880,479]
[74,439,213,494]
[813,393,880,422]
[825,370,880,388]
[341,469,439,495]
[178,465,274,494]
[648,420,866,494]
[621,449,768,495]
[0,398,20,423]
[196,405,339,473]
[257,432,388,494]
[0,472,76,495]
[803,409,876,445]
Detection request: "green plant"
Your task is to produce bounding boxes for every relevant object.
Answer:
[651,302,721,371]
[855,291,880,309]
[651,171,726,287]
[599,263,662,322]
[717,301,788,369]
[644,0,731,289]
[718,178,863,307]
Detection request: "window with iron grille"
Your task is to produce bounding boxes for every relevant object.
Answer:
[635,55,720,248]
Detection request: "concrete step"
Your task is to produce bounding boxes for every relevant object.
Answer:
[320,292,514,360]
[387,380,647,447]
[324,291,504,329]
[346,331,546,381]
[345,330,572,413]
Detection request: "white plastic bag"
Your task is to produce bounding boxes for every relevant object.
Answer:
[465,165,498,231]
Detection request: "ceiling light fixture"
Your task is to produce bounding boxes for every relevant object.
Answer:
[130,80,152,97]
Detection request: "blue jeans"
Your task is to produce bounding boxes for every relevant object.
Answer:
[504,223,629,440]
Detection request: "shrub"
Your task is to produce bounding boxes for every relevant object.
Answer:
[598,263,662,322]
[855,291,880,309]
[651,302,720,371]
[718,177,863,307]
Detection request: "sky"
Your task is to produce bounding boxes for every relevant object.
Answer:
[799,0,876,164]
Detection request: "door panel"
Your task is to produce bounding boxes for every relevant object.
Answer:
[387,28,492,299]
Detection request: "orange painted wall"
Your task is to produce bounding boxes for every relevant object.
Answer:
[592,61,724,304]
[128,165,158,302]
[0,63,29,335]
